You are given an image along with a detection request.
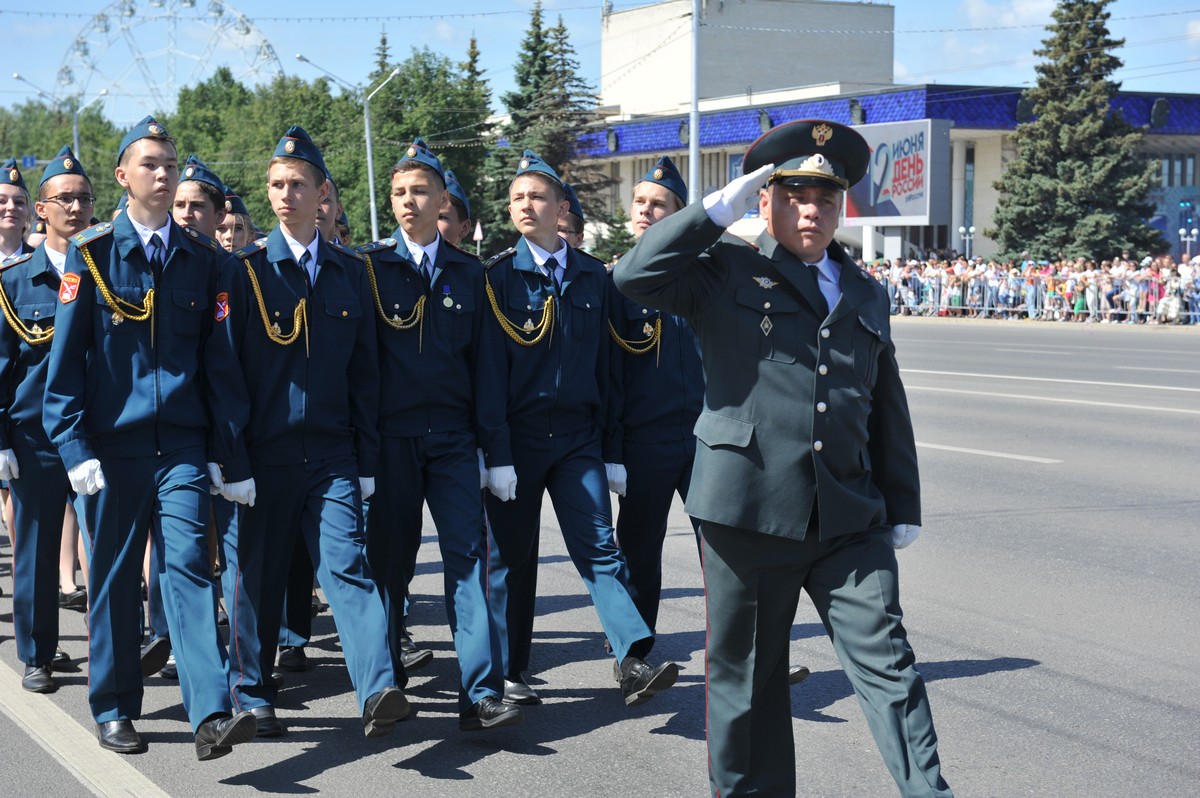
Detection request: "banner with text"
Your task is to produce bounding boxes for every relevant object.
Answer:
[845,119,946,227]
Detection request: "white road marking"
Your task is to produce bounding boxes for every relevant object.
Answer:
[994,348,1073,356]
[902,369,1200,393]
[907,384,1200,416]
[1112,366,1199,374]
[916,442,1062,464]
[0,659,169,798]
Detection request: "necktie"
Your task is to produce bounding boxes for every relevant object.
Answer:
[300,250,314,295]
[418,253,432,292]
[149,233,165,282]
[806,262,829,316]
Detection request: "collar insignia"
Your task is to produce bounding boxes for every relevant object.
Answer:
[753,276,778,289]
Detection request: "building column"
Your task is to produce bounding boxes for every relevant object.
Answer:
[950,139,967,255]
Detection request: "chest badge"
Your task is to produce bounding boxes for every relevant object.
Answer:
[642,321,654,337]
[753,276,778,290]
[30,323,43,334]
[522,318,535,333]
[111,313,124,326]
[760,316,773,336]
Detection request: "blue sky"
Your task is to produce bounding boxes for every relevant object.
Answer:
[2,0,1197,126]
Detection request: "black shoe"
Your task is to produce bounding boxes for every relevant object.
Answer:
[140,637,170,678]
[51,648,70,671]
[277,645,308,673]
[399,634,433,672]
[502,677,541,706]
[310,594,327,617]
[789,665,811,686]
[160,654,178,680]
[459,695,523,731]
[22,664,56,694]
[194,711,256,761]
[248,705,284,738]
[362,687,410,738]
[96,720,145,754]
[269,668,286,690]
[216,608,229,627]
[58,588,87,611]
[619,657,679,708]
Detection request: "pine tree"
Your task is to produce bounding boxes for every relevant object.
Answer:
[592,206,637,265]
[989,0,1165,259]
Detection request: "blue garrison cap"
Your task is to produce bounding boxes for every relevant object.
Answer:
[1,158,28,192]
[638,156,687,204]
[337,209,348,226]
[444,169,470,219]
[117,115,172,166]
[513,149,561,184]
[180,154,223,191]
[39,146,90,188]
[396,138,445,184]
[563,182,584,223]
[272,125,327,176]
[222,184,249,217]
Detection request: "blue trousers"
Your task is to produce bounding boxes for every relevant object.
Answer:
[615,437,702,635]
[10,437,69,666]
[278,543,315,649]
[227,455,392,713]
[367,430,504,710]
[484,427,652,678]
[81,448,232,731]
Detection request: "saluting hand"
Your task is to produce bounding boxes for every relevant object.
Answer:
[703,163,775,228]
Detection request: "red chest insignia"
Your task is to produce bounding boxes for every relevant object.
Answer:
[214,292,229,322]
[59,273,81,304]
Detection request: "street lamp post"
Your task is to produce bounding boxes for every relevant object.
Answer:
[295,54,400,242]
[73,89,108,157]
[1179,227,1198,260]
[958,225,976,260]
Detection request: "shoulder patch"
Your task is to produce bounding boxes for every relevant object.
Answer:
[232,237,268,260]
[182,226,222,252]
[0,252,34,270]
[58,272,82,304]
[484,247,516,269]
[71,221,115,247]
[329,239,363,261]
[355,238,399,256]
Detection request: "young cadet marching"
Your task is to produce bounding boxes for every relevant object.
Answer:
[437,169,473,249]
[206,126,407,740]
[356,138,520,731]
[482,150,678,707]
[0,146,94,695]
[0,158,35,264]
[42,117,256,759]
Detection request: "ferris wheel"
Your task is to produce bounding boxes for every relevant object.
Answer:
[54,0,283,119]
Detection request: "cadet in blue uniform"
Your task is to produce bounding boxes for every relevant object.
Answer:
[482,150,678,708]
[215,185,253,253]
[42,117,256,759]
[207,126,406,740]
[0,146,94,694]
[558,182,586,249]
[359,138,520,731]
[615,120,951,798]
[437,169,473,249]
[0,158,35,264]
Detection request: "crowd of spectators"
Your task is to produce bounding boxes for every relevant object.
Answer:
[861,252,1200,325]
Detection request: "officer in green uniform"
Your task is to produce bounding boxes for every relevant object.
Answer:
[614,120,952,798]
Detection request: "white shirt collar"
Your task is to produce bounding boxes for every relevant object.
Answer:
[280,228,320,265]
[44,243,67,277]
[399,229,440,269]
[128,215,172,253]
[525,236,567,275]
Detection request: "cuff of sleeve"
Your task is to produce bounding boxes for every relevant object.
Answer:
[218,457,253,485]
[55,437,95,474]
[485,441,513,469]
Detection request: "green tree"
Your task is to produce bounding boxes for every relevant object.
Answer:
[591,206,637,265]
[989,0,1165,259]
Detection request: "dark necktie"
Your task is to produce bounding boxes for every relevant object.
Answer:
[806,262,829,316]
[418,252,432,293]
[149,233,165,282]
[300,250,314,295]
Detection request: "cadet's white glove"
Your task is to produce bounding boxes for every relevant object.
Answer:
[605,463,627,497]
[476,449,488,491]
[222,478,256,507]
[703,163,775,228]
[207,463,224,496]
[0,448,19,481]
[487,466,518,502]
[359,477,376,501]
[890,524,921,550]
[67,459,107,495]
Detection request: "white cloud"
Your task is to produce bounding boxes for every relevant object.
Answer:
[1188,19,1200,49]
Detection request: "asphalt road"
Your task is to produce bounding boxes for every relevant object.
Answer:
[1,317,1197,797]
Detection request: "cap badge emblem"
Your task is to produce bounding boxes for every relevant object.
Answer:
[284,140,296,154]
[63,158,74,170]
[812,123,833,146]
[653,168,664,180]
[148,124,162,136]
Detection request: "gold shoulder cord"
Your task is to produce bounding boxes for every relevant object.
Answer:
[78,242,155,344]
[609,317,662,366]
[0,278,53,346]
[243,258,309,356]
[484,272,554,347]
[363,252,425,352]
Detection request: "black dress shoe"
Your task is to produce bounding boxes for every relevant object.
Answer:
[310,594,327,616]
[269,667,286,690]
[399,634,433,672]
[459,695,523,731]
[277,645,308,673]
[140,637,171,678]
[789,665,811,686]
[22,664,56,694]
[502,677,541,706]
[194,711,256,761]
[96,720,145,754]
[362,687,410,738]
[51,648,70,671]
[58,588,87,611]
[249,705,284,738]
[619,657,679,707]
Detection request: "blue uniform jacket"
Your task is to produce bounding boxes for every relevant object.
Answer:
[609,277,705,454]
[357,232,506,452]
[0,246,61,449]
[43,215,221,471]
[206,227,380,484]
[484,238,618,464]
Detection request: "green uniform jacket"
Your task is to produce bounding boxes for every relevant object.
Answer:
[612,202,920,541]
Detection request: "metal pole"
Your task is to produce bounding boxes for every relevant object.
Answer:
[73,89,107,158]
[688,0,701,203]
[364,68,400,243]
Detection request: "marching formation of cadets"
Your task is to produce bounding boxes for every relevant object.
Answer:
[0,114,952,798]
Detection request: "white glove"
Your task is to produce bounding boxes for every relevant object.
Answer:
[890,524,921,550]
[207,463,224,496]
[703,163,775,228]
[476,449,488,491]
[67,459,107,495]
[0,448,19,481]
[605,463,627,497]
[487,465,518,502]
[359,477,376,501]
[222,478,256,507]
